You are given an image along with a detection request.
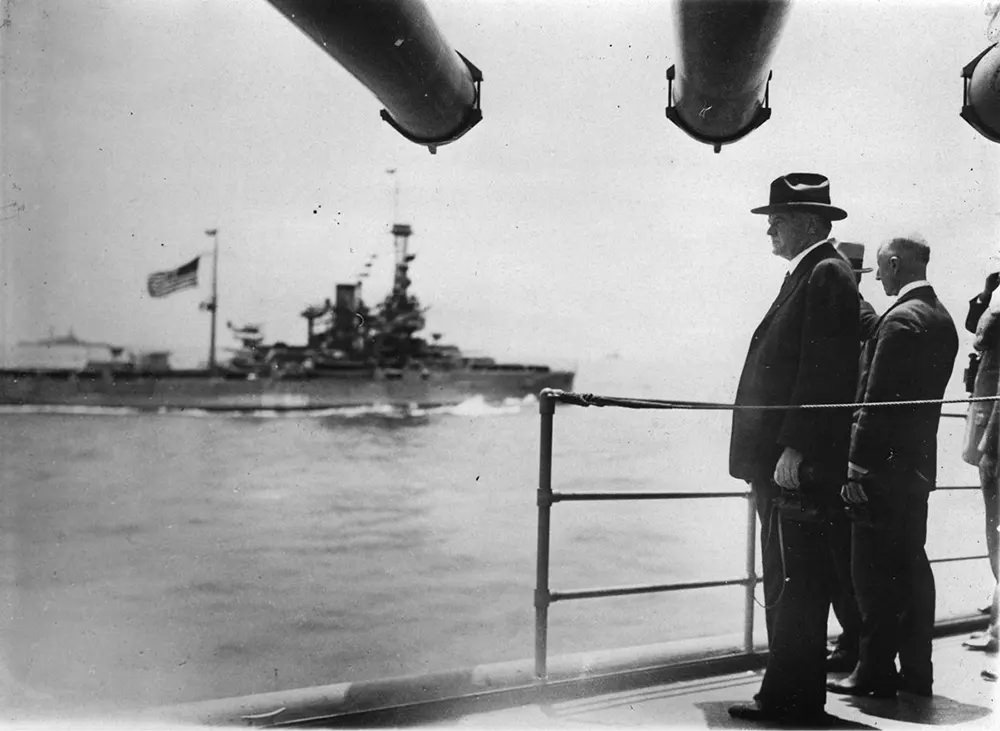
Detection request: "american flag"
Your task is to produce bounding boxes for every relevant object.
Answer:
[147,257,199,298]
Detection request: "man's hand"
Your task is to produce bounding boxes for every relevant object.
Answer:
[981,453,998,481]
[841,480,868,504]
[984,271,1000,297]
[773,447,803,490]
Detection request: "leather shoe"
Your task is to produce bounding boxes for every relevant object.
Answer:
[825,648,858,673]
[728,700,827,726]
[826,672,897,698]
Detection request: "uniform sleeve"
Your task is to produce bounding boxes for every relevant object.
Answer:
[974,309,1000,352]
[967,294,990,334]
[980,382,1000,460]
[848,317,919,468]
[777,259,860,455]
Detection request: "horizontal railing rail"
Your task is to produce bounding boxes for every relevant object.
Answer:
[551,490,750,501]
[534,388,992,681]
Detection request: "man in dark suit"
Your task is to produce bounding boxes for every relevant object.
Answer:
[728,173,860,724]
[829,237,959,698]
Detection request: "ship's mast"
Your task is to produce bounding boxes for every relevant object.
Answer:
[205,228,219,372]
[391,223,413,295]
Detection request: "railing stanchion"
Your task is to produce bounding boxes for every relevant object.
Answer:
[534,391,556,681]
[743,493,757,654]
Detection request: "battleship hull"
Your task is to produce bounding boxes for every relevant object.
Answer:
[0,366,574,412]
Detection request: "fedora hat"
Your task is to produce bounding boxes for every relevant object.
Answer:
[751,172,848,221]
[835,241,873,274]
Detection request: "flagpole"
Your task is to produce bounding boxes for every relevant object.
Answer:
[207,228,219,372]
[386,168,399,223]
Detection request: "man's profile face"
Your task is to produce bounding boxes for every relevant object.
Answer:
[766,212,810,260]
[875,246,899,296]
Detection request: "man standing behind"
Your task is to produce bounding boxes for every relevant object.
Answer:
[973,364,1000,652]
[965,271,998,333]
[821,240,876,672]
[961,271,1000,652]
[836,241,879,341]
[728,173,860,724]
[831,237,958,698]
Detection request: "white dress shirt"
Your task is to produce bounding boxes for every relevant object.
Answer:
[896,279,931,298]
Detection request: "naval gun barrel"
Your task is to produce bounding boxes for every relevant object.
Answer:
[265,0,482,153]
[961,42,1000,143]
[666,0,790,152]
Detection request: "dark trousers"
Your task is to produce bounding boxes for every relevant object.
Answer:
[753,480,857,648]
[752,479,783,642]
[751,479,832,714]
[851,480,934,688]
[828,513,862,655]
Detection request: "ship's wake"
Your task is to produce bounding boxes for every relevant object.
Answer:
[0,405,144,417]
[0,395,537,420]
[421,394,534,417]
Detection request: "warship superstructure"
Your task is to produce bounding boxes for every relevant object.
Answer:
[0,224,574,412]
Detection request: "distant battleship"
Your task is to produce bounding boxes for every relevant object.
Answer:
[0,224,574,412]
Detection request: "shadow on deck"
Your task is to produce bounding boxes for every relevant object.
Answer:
[445,633,997,729]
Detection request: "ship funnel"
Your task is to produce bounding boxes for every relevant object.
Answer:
[666,0,790,152]
[265,0,482,153]
[336,284,358,314]
[961,43,1000,143]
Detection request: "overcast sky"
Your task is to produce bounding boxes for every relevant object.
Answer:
[2,0,999,390]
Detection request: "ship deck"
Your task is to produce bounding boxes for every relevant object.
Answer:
[446,633,997,729]
[143,622,995,729]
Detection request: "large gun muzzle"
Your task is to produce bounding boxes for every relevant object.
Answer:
[266,0,482,153]
[666,0,790,152]
[961,43,1000,143]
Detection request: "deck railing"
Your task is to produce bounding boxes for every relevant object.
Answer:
[533,390,990,681]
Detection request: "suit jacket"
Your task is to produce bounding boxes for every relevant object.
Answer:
[860,297,879,341]
[849,285,959,487]
[730,242,860,481]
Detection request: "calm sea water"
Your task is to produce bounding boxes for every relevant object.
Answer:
[0,358,989,717]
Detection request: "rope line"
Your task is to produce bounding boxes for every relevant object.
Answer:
[541,389,1000,412]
